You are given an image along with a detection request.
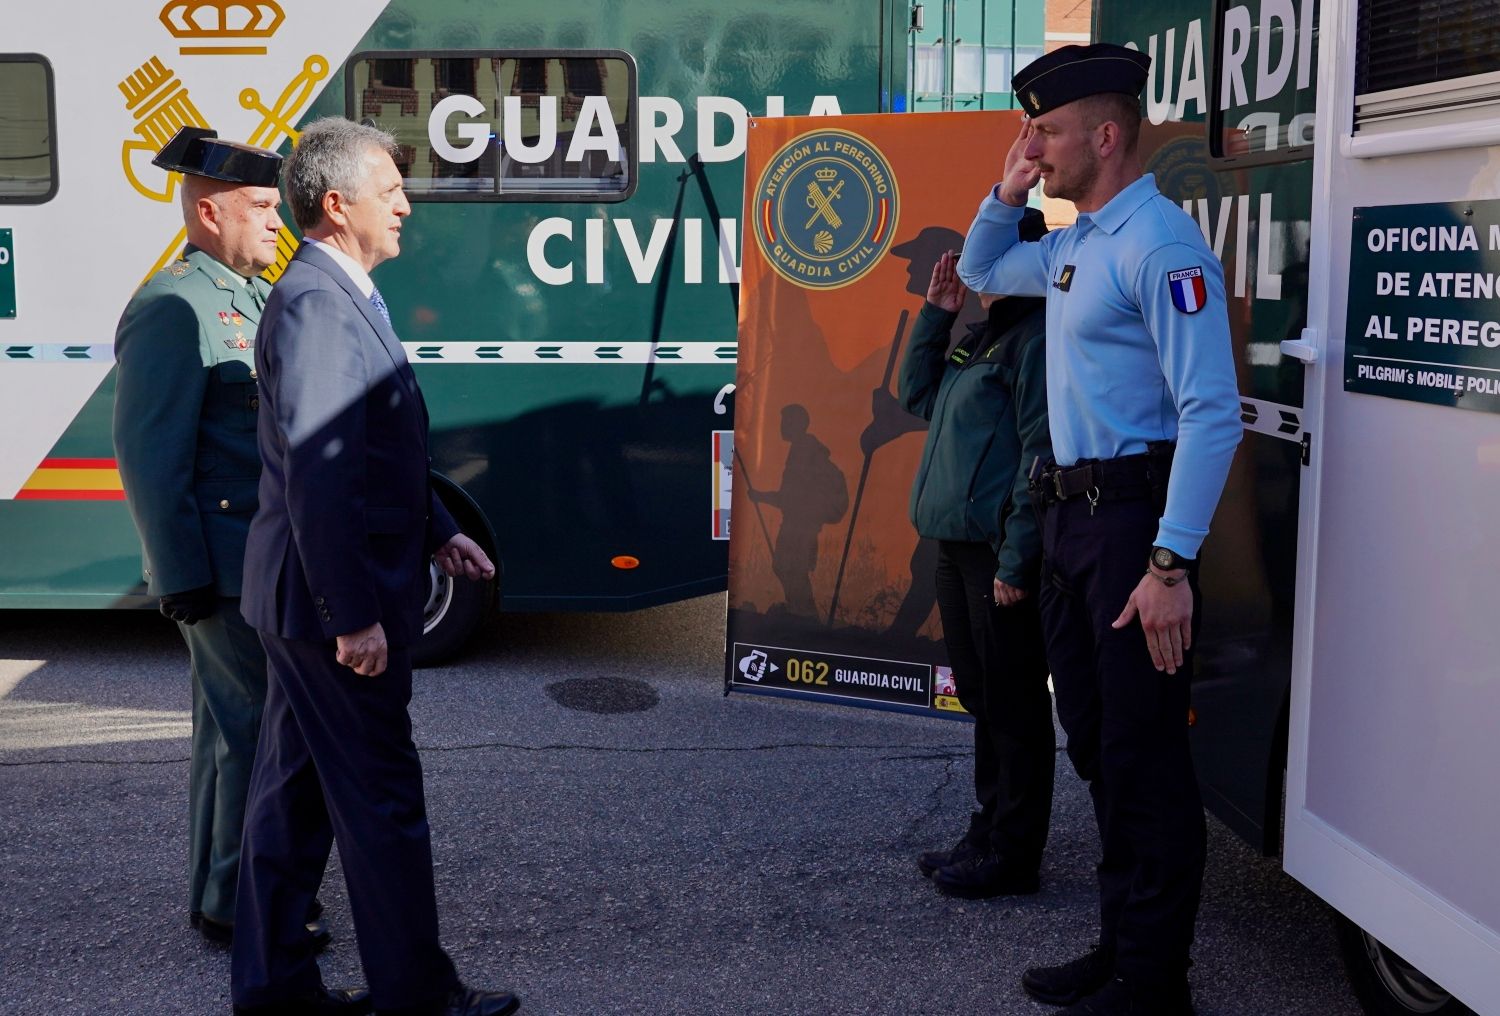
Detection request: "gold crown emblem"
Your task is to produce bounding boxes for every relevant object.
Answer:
[159,0,285,41]
[814,167,838,181]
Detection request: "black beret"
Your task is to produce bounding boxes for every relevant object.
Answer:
[1011,44,1150,117]
[152,126,281,187]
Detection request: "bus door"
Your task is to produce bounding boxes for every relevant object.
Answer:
[906,0,1044,112]
[1286,0,1500,1008]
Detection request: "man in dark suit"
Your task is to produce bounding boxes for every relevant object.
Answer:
[231,117,518,1016]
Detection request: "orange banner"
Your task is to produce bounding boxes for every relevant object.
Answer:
[726,110,1024,714]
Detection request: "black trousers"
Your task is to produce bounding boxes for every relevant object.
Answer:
[231,633,459,1011]
[1039,495,1206,984]
[935,540,1055,872]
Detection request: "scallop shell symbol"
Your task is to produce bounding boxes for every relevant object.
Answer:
[813,230,834,255]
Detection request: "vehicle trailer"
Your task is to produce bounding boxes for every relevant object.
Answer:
[1094,0,1500,1008]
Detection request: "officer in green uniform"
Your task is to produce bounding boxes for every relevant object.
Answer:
[113,127,326,950]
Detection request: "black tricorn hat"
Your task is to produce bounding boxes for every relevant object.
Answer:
[152,126,281,187]
[1012,44,1150,118]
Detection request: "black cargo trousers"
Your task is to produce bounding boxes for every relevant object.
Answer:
[1036,460,1206,987]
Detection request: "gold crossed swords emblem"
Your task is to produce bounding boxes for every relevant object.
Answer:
[804,178,844,230]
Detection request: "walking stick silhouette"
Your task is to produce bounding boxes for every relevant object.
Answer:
[733,446,777,560]
[826,308,910,627]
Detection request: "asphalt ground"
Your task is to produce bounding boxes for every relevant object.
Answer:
[0,595,1362,1016]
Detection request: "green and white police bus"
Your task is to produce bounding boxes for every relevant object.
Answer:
[0,0,1044,661]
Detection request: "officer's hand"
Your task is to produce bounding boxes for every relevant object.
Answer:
[435,533,496,582]
[993,578,1028,607]
[927,251,968,313]
[1111,573,1193,675]
[335,622,388,677]
[999,118,1042,207]
[159,584,217,626]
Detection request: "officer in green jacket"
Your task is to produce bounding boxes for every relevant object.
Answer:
[113,127,326,950]
[900,209,1056,899]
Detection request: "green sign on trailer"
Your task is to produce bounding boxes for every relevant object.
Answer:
[1345,200,1500,415]
[0,230,13,319]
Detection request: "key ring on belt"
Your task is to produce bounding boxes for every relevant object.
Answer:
[1086,486,1100,515]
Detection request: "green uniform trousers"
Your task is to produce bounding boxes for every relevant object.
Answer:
[180,598,267,925]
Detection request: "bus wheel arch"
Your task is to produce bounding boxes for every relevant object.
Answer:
[413,474,499,668]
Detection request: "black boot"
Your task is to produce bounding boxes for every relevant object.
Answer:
[931,849,1040,899]
[1021,944,1115,1005]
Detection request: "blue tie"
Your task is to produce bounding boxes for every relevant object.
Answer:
[369,286,391,325]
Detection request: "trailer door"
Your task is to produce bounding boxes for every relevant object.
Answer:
[1287,0,1500,1010]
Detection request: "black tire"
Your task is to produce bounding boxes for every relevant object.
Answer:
[410,553,493,668]
[1334,914,1476,1016]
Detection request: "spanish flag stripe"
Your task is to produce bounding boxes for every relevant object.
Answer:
[762,199,776,245]
[871,200,889,245]
[40,458,118,470]
[22,468,125,492]
[15,489,126,502]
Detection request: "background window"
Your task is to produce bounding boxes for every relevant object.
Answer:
[0,56,57,204]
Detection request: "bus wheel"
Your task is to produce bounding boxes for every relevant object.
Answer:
[412,555,493,667]
[1334,914,1475,1015]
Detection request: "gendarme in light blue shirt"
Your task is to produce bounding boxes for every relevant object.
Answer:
[957,174,1241,559]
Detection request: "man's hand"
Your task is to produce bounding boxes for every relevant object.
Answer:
[998,118,1042,208]
[336,622,388,677]
[1112,571,1193,674]
[159,584,217,626]
[993,578,1029,607]
[927,250,968,313]
[434,533,496,582]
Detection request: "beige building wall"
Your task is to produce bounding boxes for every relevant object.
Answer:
[1044,0,1094,52]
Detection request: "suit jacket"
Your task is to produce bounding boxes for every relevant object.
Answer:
[242,243,458,647]
[113,246,269,597]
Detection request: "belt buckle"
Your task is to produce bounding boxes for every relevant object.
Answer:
[1051,470,1068,501]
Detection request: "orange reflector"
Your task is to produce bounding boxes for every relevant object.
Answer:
[611,555,640,570]
[1187,707,1197,727]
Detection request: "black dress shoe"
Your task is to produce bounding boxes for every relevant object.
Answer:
[1022,944,1115,1005]
[931,851,1040,899]
[232,985,373,1015]
[193,913,332,955]
[916,834,985,878]
[1057,976,1194,1015]
[443,984,520,1016]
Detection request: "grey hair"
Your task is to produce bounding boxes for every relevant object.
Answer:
[283,117,400,232]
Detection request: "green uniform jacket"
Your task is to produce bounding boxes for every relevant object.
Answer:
[113,247,269,597]
[899,300,1052,590]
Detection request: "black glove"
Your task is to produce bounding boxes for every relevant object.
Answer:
[159,584,217,625]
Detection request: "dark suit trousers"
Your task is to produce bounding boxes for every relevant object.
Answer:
[1039,494,1206,985]
[230,633,459,1010]
[934,540,1055,872]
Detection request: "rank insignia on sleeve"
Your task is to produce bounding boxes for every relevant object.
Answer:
[1168,266,1207,313]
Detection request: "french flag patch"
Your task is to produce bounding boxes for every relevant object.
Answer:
[1168,266,1207,313]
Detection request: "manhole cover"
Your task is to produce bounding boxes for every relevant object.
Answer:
[544,677,660,714]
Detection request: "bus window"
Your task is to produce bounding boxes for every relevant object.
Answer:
[1208,0,1317,164]
[347,49,638,203]
[1354,0,1500,133]
[0,55,58,204]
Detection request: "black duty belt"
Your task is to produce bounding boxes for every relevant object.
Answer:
[1031,445,1173,510]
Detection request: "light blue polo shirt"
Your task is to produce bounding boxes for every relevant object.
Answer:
[956,174,1241,559]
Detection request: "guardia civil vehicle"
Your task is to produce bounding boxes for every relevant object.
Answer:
[0,0,1044,660]
[1096,0,1500,1008]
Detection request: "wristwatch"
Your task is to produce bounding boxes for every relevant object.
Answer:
[1150,546,1192,572]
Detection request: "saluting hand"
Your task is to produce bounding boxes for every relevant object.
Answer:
[999,118,1042,208]
[435,533,496,582]
[927,250,968,313]
[1112,572,1193,675]
[336,621,388,677]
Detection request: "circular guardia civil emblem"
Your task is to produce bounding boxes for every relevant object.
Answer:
[752,128,901,290]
